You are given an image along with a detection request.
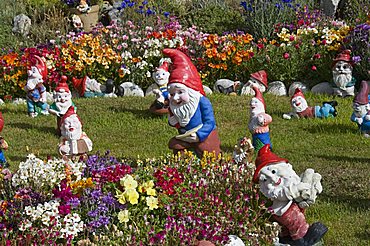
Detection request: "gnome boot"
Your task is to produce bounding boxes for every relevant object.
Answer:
[115,86,124,97]
[323,101,338,117]
[302,222,328,246]
[105,79,115,94]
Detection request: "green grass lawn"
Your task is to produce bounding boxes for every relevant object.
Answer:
[1,93,369,245]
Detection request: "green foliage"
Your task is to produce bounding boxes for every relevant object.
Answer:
[337,0,369,24]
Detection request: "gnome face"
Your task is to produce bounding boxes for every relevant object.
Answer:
[250,97,265,116]
[27,66,42,80]
[168,83,190,106]
[352,102,370,117]
[54,90,72,113]
[332,61,353,89]
[259,162,300,200]
[248,77,266,93]
[152,68,170,87]
[291,95,308,113]
[61,114,82,140]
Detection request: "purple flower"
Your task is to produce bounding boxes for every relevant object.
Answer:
[352,56,362,63]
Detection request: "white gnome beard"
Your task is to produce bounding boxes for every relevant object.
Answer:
[170,89,201,127]
[353,104,368,117]
[56,100,72,114]
[62,126,82,140]
[333,72,352,89]
[61,116,83,140]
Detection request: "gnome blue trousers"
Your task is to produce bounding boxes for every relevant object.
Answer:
[315,104,336,118]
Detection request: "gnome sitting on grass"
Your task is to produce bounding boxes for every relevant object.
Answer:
[253,144,328,246]
[283,88,338,120]
[350,80,370,137]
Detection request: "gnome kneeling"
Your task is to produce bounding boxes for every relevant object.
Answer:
[58,107,92,158]
[283,88,338,120]
[350,80,370,137]
[253,144,328,246]
[163,48,221,158]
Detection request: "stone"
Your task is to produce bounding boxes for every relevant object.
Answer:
[12,14,31,37]
[311,82,334,95]
[213,79,241,95]
[266,81,287,96]
[117,82,144,97]
[288,82,309,97]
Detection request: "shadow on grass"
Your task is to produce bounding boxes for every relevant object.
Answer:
[316,154,370,165]
[8,122,56,135]
[302,122,358,134]
[320,193,370,211]
[108,106,163,120]
[354,225,370,242]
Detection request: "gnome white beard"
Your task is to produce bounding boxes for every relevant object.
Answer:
[61,116,83,141]
[170,89,201,127]
[62,126,82,140]
[333,72,352,89]
[55,97,72,115]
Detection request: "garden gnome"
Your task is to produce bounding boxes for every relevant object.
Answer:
[241,70,268,96]
[77,0,90,13]
[147,60,170,115]
[248,86,272,152]
[0,112,8,166]
[24,55,49,117]
[49,75,77,136]
[163,48,221,158]
[58,106,93,158]
[283,88,338,119]
[350,80,370,137]
[72,76,115,98]
[253,144,328,246]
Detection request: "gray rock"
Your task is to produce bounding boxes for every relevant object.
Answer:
[311,82,334,95]
[12,14,31,37]
[145,83,159,97]
[266,81,287,96]
[118,82,144,97]
[203,85,213,95]
[214,79,241,95]
[288,82,309,97]
[320,0,341,17]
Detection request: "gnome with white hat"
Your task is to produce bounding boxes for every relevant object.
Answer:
[253,144,328,246]
[248,86,272,152]
[58,106,92,158]
[49,75,77,136]
[24,55,49,117]
[283,88,338,120]
[350,80,370,137]
[163,48,221,158]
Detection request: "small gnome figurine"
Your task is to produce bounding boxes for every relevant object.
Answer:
[331,49,356,97]
[350,80,370,137]
[49,75,77,136]
[248,86,272,152]
[24,55,49,117]
[77,0,90,13]
[0,112,9,166]
[72,76,115,98]
[58,106,92,158]
[283,88,338,120]
[241,70,268,96]
[147,60,170,115]
[253,144,328,246]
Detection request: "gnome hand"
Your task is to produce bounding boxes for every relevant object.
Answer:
[183,133,199,143]
[257,114,265,126]
[365,114,370,121]
[356,117,363,125]
[59,143,71,155]
[282,113,292,120]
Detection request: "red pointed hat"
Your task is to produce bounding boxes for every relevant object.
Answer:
[252,86,266,110]
[71,76,87,97]
[332,49,353,67]
[162,48,205,96]
[250,70,268,88]
[0,112,4,133]
[32,55,48,81]
[253,144,289,183]
[291,88,305,101]
[55,75,70,93]
[60,106,82,126]
[353,80,369,105]
[156,61,169,72]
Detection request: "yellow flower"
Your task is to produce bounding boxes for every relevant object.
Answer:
[118,210,130,223]
[146,187,156,196]
[120,174,138,189]
[115,190,126,204]
[124,188,139,205]
[146,196,159,210]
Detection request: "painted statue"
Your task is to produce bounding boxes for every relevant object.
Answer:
[240,70,268,96]
[146,61,170,115]
[49,75,77,136]
[24,55,49,117]
[248,86,272,152]
[311,50,356,97]
[283,88,338,119]
[77,0,90,13]
[58,106,93,158]
[253,144,328,246]
[163,48,221,158]
[0,112,8,166]
[72,76,115,98]
[350,81,370,137]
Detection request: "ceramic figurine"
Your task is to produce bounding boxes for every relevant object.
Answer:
[283,88,338,120]
[24,55,49,117]
[240,70,268,96]
[351,81,370,137]
[77,0,90,13]
[71,14,83,31]
[213,79,242,95]
[232,136,254,164]
[253,144,328,246]
[163,48,221,158]
[72,76,115,98]
[115,82,145,97]
[248,86,272,152]
[58,106,93,158]
[0,112,8,166]
[49,75,77,136]
[146,61,170,115]
[311,50,356,97]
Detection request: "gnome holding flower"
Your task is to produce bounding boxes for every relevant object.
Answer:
[163,48,221,158]
[253,144,328,246]
[58,106,92,158]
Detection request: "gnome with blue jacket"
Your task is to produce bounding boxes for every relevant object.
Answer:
[351,80,370,137]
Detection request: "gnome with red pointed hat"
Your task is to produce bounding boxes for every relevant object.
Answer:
[49,75,77,136]
[163,48,221,158]
[0,112,9,166]
[253,144,328,246]
[146,59,171,115]
[58,106,92,157]
[241,70,268,96]
[248,86,272,152]
[283,88,338,120]
[24,55,49,117]
[351,81,370,137]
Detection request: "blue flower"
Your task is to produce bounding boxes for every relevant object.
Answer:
[128,1,135,7]
[164,11,170,18]
[142,0,148,5]
[146,8,155,15]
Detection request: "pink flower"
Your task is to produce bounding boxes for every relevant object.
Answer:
[289,35,295,41]
[311,65,317,71]
[313,53,321,59]
[283,52,290,59]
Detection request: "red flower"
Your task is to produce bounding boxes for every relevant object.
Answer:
[313,53,321,59]
[311,65,317,71]
[283,52,290,59]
